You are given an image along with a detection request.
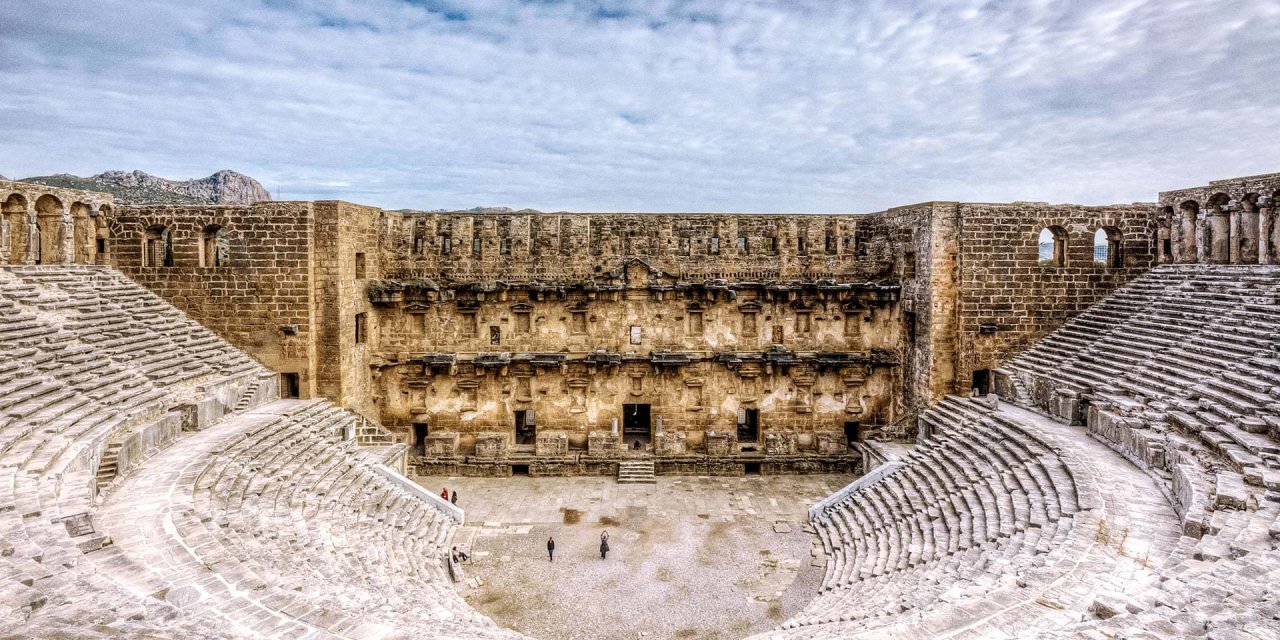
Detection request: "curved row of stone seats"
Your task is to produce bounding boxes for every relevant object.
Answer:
[992,265,1280,637]
[94,399,526,639]
[0,267,283,636]
[1,265,259,386]
[755,397,1179,640]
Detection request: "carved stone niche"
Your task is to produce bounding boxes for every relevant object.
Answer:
[425,432,460,457]
[815,432,849,455]
[705,430,737,457]
[843,369,868,416]
[656,431,687,456]
[765,431,798,456]
[474,432,509,459]
[567,377,590,414]
[588,431,620,458]
[535,430,569,457]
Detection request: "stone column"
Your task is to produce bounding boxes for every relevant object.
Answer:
[60,214,74,265]
[0,215,8,264]
[24,208,37,265]
[1229,208,1241,264]
[1260,206,1273,265]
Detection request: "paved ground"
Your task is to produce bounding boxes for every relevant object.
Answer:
[417,474,855,640]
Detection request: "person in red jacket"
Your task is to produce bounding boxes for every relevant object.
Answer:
[440,486,449,501]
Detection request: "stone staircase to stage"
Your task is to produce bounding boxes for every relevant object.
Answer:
[617,459,657,483]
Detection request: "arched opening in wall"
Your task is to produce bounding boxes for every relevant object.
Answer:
[1179,200,1199,260]
[1037,226,1066,267]
[1206,192,1231,263]
[34,194,64,265]
[143,225,173,267]
[2,193,28,264]
[201,225,227,267]
[1093,228,1122,268]
[71,202,93,263]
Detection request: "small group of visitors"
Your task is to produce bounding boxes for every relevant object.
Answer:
[439,486,458,505]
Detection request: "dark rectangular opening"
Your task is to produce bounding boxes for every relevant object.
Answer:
[844,421,861,445]
[280,373,300,399]
[95,238,106,256]
[412,422,429,454]
[737,408,759,443]
[623,403,651,444]
[1162,238,1173,258]
[514,410,536,445]
[971,369,991,396]
[355,312,367,344]
[512,464,530,476]
[744,462,761,475]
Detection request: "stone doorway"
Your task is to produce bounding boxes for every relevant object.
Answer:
[844,421,861,445]
[737,408,759,444]
[514,410,536,445]
[622,403,651,447]
[412,423,429,454]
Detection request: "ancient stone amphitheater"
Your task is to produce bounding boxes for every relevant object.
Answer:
[0,173,1277,638]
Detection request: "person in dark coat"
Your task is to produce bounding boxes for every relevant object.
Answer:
[547,536,555,562]
[451,490,458,505]
[599,530,610,559]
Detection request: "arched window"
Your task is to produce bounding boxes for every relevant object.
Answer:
[201,225,228,267]
[34,194,64,265]
[143,225,173,267]
[2,193,28,264]
[1094,228,1122,268]
[1037,227,1066,267]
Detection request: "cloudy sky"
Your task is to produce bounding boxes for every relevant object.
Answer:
[1,0,1277,212]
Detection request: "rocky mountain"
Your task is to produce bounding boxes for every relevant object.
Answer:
[18,170,271,205]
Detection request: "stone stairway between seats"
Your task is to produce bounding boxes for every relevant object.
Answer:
[617,460,656,483]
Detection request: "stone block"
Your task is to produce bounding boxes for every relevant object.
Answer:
[655,431,686,456]
[815,432,848,455]
[588,432,620,458]
[425,432,459,457]
[535,431,569,457]
[474,432,509,459]
[765,431,798,456]
[705,431,737,457]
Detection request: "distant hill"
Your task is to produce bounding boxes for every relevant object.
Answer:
[18,170,271,205]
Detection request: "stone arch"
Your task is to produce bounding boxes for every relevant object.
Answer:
[34,194,64,265]
[71,201,94,264]
[1178,200,1199,262]
[1206,192,1231,263]
[143,224,173,267]
[2,193,28,264]
[1093,227,1123,268]
[1037,226,1067,267]
[200,224,229,267]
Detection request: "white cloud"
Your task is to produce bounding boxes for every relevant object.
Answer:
[1,0,1277,212]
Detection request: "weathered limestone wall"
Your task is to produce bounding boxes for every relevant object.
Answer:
[382,212,897,281]
[953,202,1156,394]
[108,202,320,395]
[369,210,918,460]
[1158,172,1280,265]
[1,179,112,266]
[313,201,381,416]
